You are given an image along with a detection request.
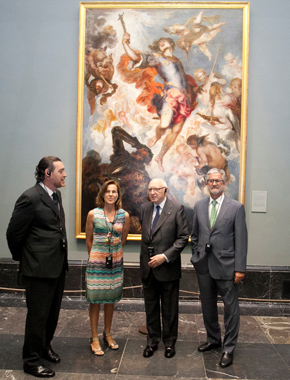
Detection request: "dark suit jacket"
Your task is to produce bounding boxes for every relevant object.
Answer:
[191,195,247,280]
[6,183,68,278]
[140,198,188,282]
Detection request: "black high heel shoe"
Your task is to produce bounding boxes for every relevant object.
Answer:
[103,331,119,350]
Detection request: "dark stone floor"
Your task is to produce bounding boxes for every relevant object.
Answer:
[0,298,290,379]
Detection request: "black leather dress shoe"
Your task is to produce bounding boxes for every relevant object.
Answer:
[198,341,222,352]
[219,352,233,368]
[23,364,55,378]
[43,349,61,363]
[143,345,158,358]
[164,346,176,358]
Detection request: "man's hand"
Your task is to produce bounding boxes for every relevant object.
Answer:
[234,272,245,284]
[148,254,166,268]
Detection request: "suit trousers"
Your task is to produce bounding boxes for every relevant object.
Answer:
[22,269,66,367]
[197,271,240,354]
[142,270,179,347]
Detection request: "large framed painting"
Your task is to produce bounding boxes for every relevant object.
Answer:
[75,1,250,239]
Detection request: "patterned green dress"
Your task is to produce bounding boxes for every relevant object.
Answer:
[86,208,125,304]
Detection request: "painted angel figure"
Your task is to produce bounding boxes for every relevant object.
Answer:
[119,33,198,172]
[85,46,118,114]
[197,83,241,151]
[193,44,226,106]
[171,143,198,196]
[222,53,242,79]
[164,10,226,60]
[186,133,230,183]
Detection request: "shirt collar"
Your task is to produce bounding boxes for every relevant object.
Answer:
[155,197,167,211]
[210,193,224,205]
[39,182,54,198]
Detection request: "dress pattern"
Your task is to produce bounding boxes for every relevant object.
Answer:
[86,208,125,304]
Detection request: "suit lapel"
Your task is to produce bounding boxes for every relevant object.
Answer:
[144,203,154,239]
[211,196,230,231]
[151,199,172,237]
[203,198,211,231]
[36,183,60,220]
[57,189,65,224]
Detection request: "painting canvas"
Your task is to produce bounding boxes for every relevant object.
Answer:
[76,1,249,239]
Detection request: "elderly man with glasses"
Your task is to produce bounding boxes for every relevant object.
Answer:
[191,168,248,368]
[140,178,188,359]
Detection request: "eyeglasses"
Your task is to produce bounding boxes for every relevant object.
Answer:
[147,187,165,193]
[207,179,224,184]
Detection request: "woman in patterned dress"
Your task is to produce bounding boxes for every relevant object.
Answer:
[85,180,130,355]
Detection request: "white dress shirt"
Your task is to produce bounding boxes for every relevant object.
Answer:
[151,197,166,227]
[208,193,224,220]
[39,182,54,200]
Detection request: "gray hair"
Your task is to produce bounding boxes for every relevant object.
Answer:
[206,168,226,182]
[149,178,168,189]
[159,178,168,188]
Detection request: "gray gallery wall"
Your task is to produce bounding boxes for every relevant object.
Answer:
[1,0,290,266]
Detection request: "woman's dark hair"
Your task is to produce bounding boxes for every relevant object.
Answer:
[95,180,122,209]
[35,156,62,182]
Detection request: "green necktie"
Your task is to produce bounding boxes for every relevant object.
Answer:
[210,200,217,228]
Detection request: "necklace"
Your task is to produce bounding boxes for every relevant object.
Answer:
[104,209,117,243]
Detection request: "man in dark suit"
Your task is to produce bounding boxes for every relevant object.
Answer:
[7,156,68,378]
[140,178,188,359]
[191,168,247,368]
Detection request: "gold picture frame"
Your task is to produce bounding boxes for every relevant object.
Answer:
[75,1,250,239]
